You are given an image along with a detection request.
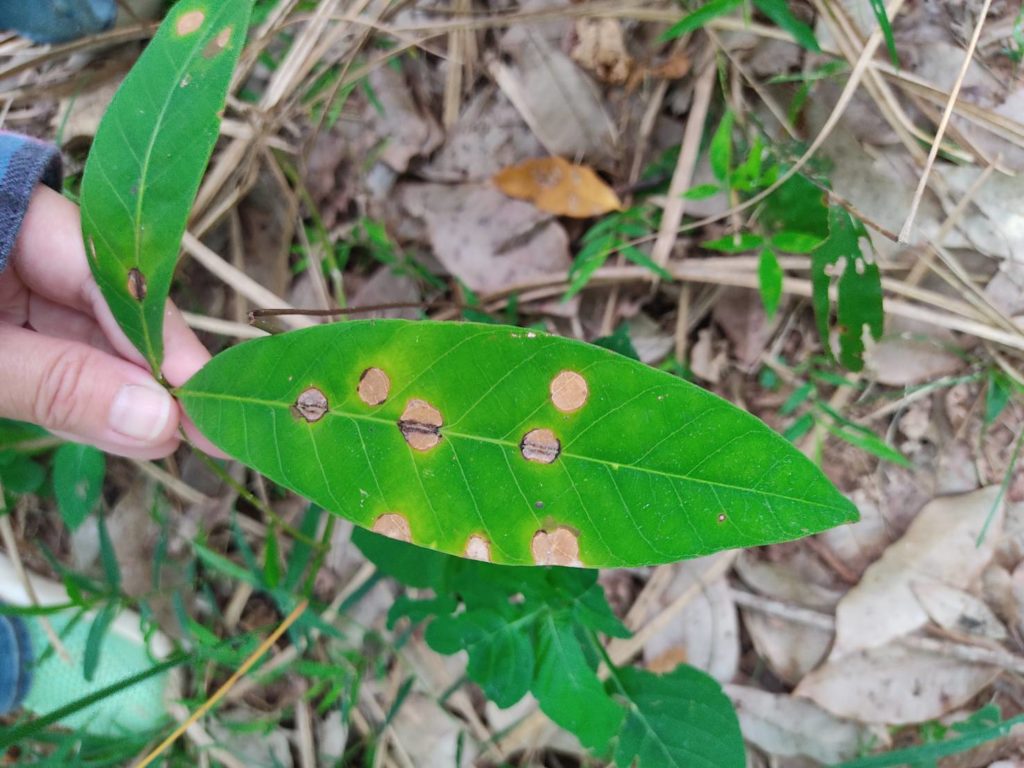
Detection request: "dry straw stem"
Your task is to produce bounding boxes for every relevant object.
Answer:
[900,0,995,243]
[136,599,309,768]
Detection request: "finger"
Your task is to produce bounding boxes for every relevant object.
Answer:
[13,186,214,386]
[0,324,181,459]
[26,293,116,354]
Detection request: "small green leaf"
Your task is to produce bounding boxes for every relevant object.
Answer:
[661,0,744,41]
[822,419,910,468]
[869,0,900,66]
[609,664,745,768]
[681,183,721,200]
[758,248,783,318]
[0,454,46,495]
[97,514,121,592]
[709,111,735,182]
[83,601,119,682]
[810,207,884,372]
[594,323,641,360]
[81,0,254,373]
[752,0,820,51]
[534,613,624,751]
[179,321,858,567]
[702,232,764,253]
[621,246,673,281]
[985,371,1014,426]
[53,443,106,531]
[771,231,824,253]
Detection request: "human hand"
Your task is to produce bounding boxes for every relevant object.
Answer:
[0,185,214,459]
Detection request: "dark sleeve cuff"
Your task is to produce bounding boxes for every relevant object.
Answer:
[0,132,63,273]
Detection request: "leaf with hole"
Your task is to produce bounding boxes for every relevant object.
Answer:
[810,206,884,372]
[178,320,858,567]
[80,0,253,374]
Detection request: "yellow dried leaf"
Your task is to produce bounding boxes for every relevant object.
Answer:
[492,156,623,218]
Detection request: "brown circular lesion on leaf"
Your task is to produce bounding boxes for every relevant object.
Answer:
[127,268,147,301]
[550,370,588,413]
[293,387,328,423]
[717,512,727,523]
[175,9,205,35]
[520,428,560,464]
[531,527,582,567]
[372,513,411,543]
[399,399,443,451]
[358,367,391,406]
[464,535,491,562]
[204,26,233,57]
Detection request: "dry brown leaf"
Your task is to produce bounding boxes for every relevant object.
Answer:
[742,611,832,686]
[636,554,739,682]
[726,685,875,763]
[493,156,622,218]
[571,19,634,85]
[490,26,617,163]
[397,182,572,299]
[911,579,1009,641]
[832,486,1005,658]
[796,643,999,725]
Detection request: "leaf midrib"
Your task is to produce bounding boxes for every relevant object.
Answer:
[179,389,852,514]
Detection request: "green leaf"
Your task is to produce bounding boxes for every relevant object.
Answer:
[702,232,764,253]
[758,248,783,318]
[83,601,119,682]
[0,454,46,495]
[53,443,106,531]
[760,172,829,239]
[621,246,673,281]
[609,664,745,768]
[821,418,910,468]
[661,0,744,41]
[810,207,884,372]
[594,323,641,360]
[178,320,858,567]
[533,612,624,751]
[869,0,900,66]
[81,0,254,373]
[752,0,820,51]
[771,230,824,253]
[681,183,721,200]
[985,371,1014,426]
[709,110,735,182]
[97,513,121,592]
[426,608,534,708]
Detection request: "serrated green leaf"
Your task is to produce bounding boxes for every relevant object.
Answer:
[811,207,884,372]
[53,443,106,531]
[534,613,624,751]
[426,608,535,708]
[752,0,820,51]
[178,321,858,567]
[661,0,744,41]
[758,248,783,318]
[81,0,254,373]
[608,664,745,768]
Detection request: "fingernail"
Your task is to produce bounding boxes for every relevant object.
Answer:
[108,383,172,442]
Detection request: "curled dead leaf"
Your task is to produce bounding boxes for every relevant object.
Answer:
[571,19,634,85]
[493,156,622,218]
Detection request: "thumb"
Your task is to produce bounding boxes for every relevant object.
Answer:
[0,325,181,459]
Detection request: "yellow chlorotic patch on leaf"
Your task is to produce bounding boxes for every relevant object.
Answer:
[493,157,622,218]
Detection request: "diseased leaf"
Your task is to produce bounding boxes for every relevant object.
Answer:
[53,443,106,531]
[493,156,623,218]
[610,665,745,768]
[810,207,884,372]
[179,321,858,567]
[81,0,253,373]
